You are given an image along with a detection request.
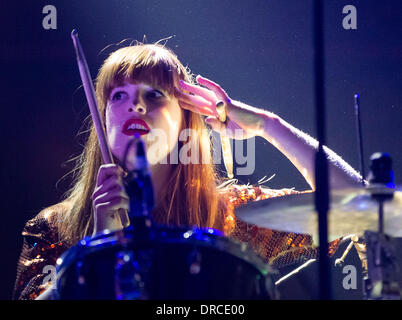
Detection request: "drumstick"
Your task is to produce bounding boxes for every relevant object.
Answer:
[216,101,234,179]
[71,29,129,227]
[71,29,114,164]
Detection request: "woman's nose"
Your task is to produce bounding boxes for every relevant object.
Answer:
[128,103,146,115]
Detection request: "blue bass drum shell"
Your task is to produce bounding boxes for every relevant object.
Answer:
[55,225,278,300]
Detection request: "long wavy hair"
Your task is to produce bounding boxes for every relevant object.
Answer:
[57,43,233,245]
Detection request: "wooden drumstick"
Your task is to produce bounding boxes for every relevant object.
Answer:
[216,101,234,179]
[71,30,113,164]
[71,29,129,227]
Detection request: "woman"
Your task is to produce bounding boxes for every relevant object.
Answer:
[13,42,361,300]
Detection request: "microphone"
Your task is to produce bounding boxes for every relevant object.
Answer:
[123,137,154,229]
[367,152,395,191]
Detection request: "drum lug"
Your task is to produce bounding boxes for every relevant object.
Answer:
[114,250,149,300]
[187,249,202,275]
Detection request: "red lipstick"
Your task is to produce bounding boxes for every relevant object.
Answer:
[122,118,151,136]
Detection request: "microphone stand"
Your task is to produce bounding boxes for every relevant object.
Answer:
[123,137,154,237]
[114,137,155,300]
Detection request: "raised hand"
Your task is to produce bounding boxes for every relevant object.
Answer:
[174,75,269,139]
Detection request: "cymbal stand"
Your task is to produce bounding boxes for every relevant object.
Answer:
[363,153,399,299]
[364,230,400,299]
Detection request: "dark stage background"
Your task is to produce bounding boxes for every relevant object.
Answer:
[1,1,401,299]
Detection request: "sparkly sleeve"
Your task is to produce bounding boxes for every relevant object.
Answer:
[223,185,329,268]
[13,203,70,300]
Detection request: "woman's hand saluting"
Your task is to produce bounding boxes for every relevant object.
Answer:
[174,75,273,140]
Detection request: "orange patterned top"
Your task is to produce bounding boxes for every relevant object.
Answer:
[223,185,326,267]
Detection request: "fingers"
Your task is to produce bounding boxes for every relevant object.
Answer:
[92,175,127,202]
[174,88,217,117]
[93,183,129,216]
[175,76,231,123]
[178,80,217,102]
[174,86,212,107]
[93,164,129,217]
[196,75,230,103]
[94,196,129,214]
[96,164,124,187]
[179,99,217,117]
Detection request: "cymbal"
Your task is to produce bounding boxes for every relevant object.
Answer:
[235,187,402,243]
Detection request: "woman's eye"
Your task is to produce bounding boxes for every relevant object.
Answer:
[146,90,164,100]
[111,91,127,101]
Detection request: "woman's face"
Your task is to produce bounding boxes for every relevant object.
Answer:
[105,79,183,170]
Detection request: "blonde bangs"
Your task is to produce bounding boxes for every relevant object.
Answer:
[96,44,193,106]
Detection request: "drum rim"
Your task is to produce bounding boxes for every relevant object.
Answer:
[56,225,275,279]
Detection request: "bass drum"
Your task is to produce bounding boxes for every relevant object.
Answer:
[56,225,277,300]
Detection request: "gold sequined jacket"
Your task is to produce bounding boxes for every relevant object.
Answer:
[13,186,337,300]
